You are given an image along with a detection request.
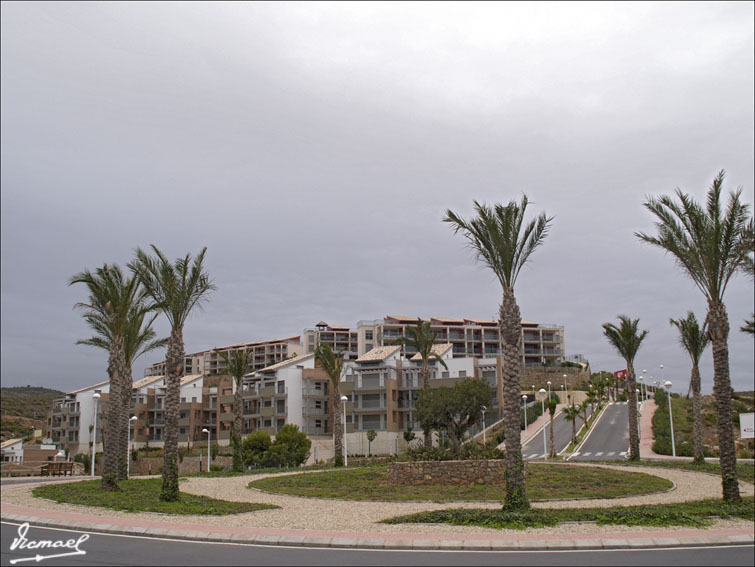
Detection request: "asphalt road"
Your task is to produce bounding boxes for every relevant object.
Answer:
[569,402,631,461]
[2,523,753,566]
[522,410,571,459]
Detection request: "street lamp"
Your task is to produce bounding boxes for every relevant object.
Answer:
[128,416,137,477]
[481,406,487,444]
[638,376,644,401]
[55,450,66,463]
[341,395,349,466]
[91,392,100,477]
[539,388,547,458]
[531,384,535,396]
[522,394,528,431]
[546,380,552,400]
[202,428,210,472]
[563,374,568,396]
[664,380,676,457]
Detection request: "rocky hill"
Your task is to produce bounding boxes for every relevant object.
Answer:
[1,386,65,443]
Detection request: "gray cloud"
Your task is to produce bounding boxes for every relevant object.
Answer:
[2,2,752,394]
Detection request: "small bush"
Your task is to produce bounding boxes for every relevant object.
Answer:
[242,430,272,467]
[210,464,224,472]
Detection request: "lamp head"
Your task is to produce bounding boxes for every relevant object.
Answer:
[539,388,546,394]
[130,416,138,421]
[340,395,348,401]
[92,393,101,400]
[202,428,209,433]
[664,380,672,390]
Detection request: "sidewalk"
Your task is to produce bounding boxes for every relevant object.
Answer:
[2,497,752,551]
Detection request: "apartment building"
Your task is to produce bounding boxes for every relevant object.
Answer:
[301,322,359,359]
[356,316,565,365]
[47,380,110,453]
[144,352,206,378]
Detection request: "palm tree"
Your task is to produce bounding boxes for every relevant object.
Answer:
[742,250,754,334]
[445,196,553,511]
[129,246,215,501]
[313,344,346,466]
[546,398,558,458]
[562,401,582,445]
[70,264,146,490]
[669,312,709,464]
[583,389,598,422]
[637,170,752,502]
[602,315,648,461]
[215,348,253,472]
[393,318,449,449]
[77,305,167,479]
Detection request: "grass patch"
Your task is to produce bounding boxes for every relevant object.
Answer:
[248,463,673,502]
[33,478,279,515]
[606,460,755,485]
[182,463,335,478]
[382,497,755,530]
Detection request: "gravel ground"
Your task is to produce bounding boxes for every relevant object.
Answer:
[3,463,753,537]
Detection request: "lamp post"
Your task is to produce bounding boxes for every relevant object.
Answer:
[664,380,676,457]
[531,384,535,397]
[522,394,528,431]
[546,380,551,400]
[55,450,66,463]
[128,416,137,477]
[341,395,348,467]
[481,406,487,444]
[91,393,100,477]
[539,388,547,458]
[638,376,644,401]
[202,428,210,472]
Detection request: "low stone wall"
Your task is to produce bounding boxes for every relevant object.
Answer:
[387,459,506,485]
[95,455,233,475]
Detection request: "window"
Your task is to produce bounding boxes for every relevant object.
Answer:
[181,397,186,403]
[365,330,373,340]
[458,370,466,377]
[365,343,373,351]
[192,397,197,402]
[442,371,450,378]
[277,382,285,394]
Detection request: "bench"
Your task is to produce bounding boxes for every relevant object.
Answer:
[40,462,74,477]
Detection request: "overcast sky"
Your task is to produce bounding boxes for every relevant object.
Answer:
[2,2,753,395]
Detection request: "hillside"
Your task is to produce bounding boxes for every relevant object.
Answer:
[1,386,66,443]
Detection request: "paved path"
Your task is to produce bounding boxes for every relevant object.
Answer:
[2,463,752,552]
[570,402,631,460]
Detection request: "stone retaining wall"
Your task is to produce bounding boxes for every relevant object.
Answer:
[387,459,507,485]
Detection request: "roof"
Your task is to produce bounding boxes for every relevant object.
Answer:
[385,315,426,324]
[131,375,165,390]
[410,344,453,361]
[464,318,497,326]
[180,374,204,387]
[214,336,301,351]
[68,380,109,395]
[431,317,464,324]
[356,345,401,363]
[1,438,23,449]
[257,353,314,373]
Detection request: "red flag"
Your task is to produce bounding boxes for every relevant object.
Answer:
[613,369,627,379]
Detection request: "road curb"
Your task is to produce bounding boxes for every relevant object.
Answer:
[2,512,753,552]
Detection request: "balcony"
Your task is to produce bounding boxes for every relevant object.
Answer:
[355,402,385,412]
[303,407,328,416]
[302,388,328,397]
[260,406,275,417]
[302,426,328,435]
[220,412,234,423]
[259,386,275,397]
[338,382,354,394]
[220,394,235,405]
[178,418,191,427]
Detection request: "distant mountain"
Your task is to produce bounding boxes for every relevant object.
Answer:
[1,386,66,443]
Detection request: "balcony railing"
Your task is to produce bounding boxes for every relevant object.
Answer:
[302,388,328,397]
[302,407,328,416]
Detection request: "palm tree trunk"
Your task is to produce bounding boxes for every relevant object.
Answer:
[500,287,528,510]
[118,367,132,480]
[421,359,432,450]
[232,378,243,472]
[691,364,704,464]
[332,381,343,465]
[160,327,183,501]
[102,338,123,490]
[708,300,740,503]
[626,363,640,461]
[549,413,555,458]
[571,419,576,445]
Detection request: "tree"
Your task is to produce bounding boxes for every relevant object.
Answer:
[637,170,752,502]
[403,426,416,447]
[215,348,253,472]
[562,401,583,445]
[76,300,167,480]
[258,425,311,468]
[546,398,558,458]
[313,344,346,467]
[70,264,151,490]
[242,430,272,468]
[741,249,754,334]
[415,378,494,457]
[393,318,449,449]
[366,429,377,456]
[669,312,710,464]
[129,245,215,501]
[445,196,553,510]
[602,315,648,461]
[583,389,598,423]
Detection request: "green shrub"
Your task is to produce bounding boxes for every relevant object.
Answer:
[265,424,310,467]
[242,430,272,467]
[210,464,224,472]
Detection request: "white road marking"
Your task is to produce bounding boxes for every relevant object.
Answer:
[583,452,592,456]
[595,452,604,456]
[607,452,615,456]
